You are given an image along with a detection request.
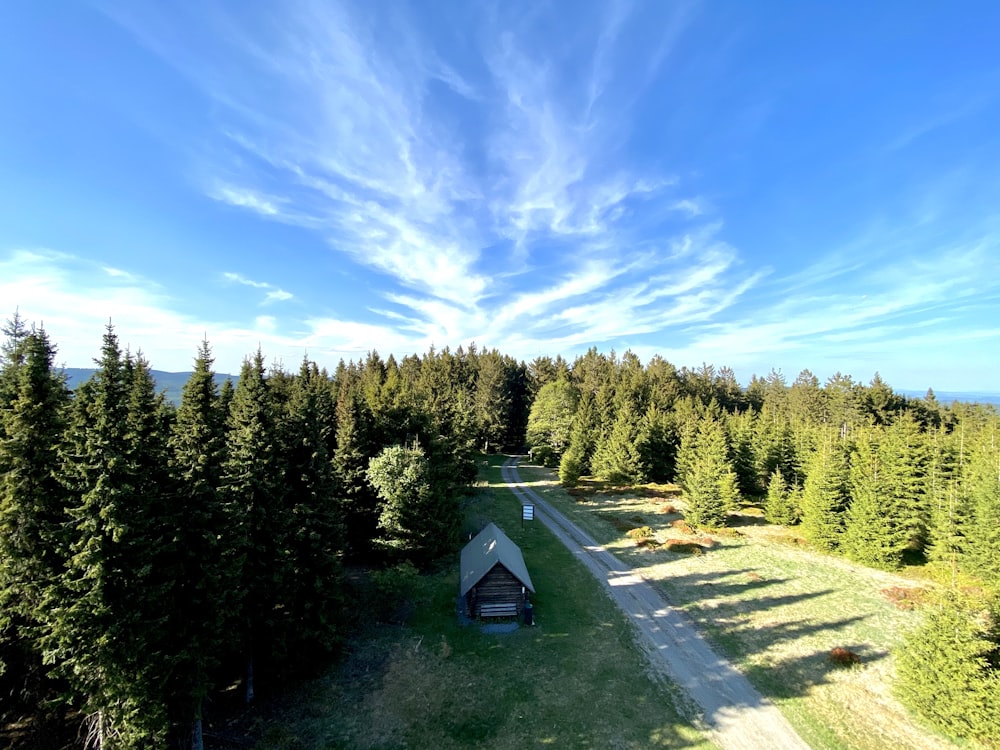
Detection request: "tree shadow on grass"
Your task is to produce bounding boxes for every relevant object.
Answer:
[741,644,890,702]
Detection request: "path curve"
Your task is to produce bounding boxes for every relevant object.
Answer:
[501,456,810,750]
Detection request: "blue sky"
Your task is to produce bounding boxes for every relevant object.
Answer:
[2,1,999,392]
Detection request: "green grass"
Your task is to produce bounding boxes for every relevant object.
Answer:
[513,462,963,750]
[253,455,714,750]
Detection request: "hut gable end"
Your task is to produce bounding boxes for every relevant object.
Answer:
[460,522,534,618]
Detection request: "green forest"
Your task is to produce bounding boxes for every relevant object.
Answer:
[1,313,997,748]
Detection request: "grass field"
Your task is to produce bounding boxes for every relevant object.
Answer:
[253,454,714,749]
[508,462,963,750]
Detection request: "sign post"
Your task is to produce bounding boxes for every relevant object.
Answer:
[522,504,534,529]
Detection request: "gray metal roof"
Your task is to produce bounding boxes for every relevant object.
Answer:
[460,522,535,596]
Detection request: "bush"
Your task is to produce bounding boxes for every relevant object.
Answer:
[626,526,654,545]
[663,540,704,555]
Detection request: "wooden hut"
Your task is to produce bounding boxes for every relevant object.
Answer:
[460,522,535,618]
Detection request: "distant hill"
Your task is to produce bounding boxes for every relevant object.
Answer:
[899,390,1000,408]
[62,368,237,406]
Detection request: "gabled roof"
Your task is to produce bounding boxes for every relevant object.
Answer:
[460,522,535,596]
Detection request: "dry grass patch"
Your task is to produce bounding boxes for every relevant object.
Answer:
[880,586,928,611]
[828,647,862,667]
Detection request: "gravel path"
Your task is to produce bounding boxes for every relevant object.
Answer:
[502,456,811,750]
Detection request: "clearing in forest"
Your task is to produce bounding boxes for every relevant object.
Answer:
[504,460,960,750]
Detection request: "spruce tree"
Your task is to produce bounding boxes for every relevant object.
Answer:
[0,328,70,737]
[590,401,643,484]
[221,350,287,703]
[163,340,233,749]
[764,469,798,525]
[48,327,172,747]
[842,428,908,569]
[559,390,599,487]
[885,414,929,552]
[332,382,380,558]
[280,359,344,659]
[965,421,1000,589]
[473,349,512,453]
[727,409,758,496]
[0,310,30,406]
[799,430,850,551]
[926,426,967,571]
[683,417,739,528]
[635,403,674,483]
[895,593,1000,743]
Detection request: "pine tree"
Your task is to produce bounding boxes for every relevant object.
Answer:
[163,340,234,749]
[799,431,850,551]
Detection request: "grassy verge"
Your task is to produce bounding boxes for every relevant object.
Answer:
[253,455,714,750]
[510,462,961,750]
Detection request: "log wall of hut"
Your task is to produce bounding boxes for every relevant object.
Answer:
[466,564,526,617]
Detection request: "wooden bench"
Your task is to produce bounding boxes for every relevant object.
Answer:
[479,602,519,618]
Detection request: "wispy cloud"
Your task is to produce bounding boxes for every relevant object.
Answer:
[102,0,733,351]
[223,272,269,289]
[212,185,281,216]
[223,271,294,305]
[61,1,998,391]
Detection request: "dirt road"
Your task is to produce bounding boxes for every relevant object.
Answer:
[501,456,810,750]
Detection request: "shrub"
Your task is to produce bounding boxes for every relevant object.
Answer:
[626,526,655,545]
[663,539,704,555]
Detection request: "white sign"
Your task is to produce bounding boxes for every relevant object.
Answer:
[522,504,534,521]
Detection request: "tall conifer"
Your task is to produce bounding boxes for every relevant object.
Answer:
[221,350,287,702]
[48,327,171,747]
[0,328,69,738]
[164,341,232,749]
[799,430,850,551]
